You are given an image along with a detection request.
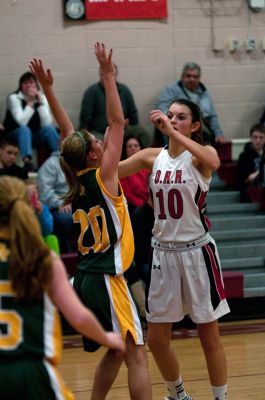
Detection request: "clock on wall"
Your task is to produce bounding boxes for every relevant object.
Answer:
[65,0,85,20]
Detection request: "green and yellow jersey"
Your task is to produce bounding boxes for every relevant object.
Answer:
[72,168,134,276]
[0,232,61,365]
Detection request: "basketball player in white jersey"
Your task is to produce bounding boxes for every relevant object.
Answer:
[118,98,230,400]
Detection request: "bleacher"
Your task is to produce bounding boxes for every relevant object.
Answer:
[210,142,265,319]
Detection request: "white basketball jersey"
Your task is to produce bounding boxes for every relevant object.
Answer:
[150,148,211,243]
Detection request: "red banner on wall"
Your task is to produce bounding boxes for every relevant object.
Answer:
[85,0,167,20]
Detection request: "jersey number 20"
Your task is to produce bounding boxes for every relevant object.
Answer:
[73,206,111,255]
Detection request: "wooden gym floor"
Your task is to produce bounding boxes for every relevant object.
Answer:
[59,319,265,400]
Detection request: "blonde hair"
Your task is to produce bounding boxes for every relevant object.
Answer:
[60,130,93,204]
[0,176,52,299]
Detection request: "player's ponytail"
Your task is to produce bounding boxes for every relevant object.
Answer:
[60,130,93,204]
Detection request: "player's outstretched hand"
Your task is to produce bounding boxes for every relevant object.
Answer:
[29,58,53,91]
[94,42,115,78]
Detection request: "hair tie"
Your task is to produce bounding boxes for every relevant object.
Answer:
[74,131,87,152]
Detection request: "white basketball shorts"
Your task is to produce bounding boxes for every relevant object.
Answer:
[146,235,230,324]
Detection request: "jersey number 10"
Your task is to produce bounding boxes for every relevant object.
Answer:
[156,189,183,220]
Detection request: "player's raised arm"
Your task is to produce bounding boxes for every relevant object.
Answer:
[29,58,74,138]
[94,43,125,189]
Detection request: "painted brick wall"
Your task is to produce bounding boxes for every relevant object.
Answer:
[0,0,265,140]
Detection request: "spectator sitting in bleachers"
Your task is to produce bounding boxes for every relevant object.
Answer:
[120,134,150,218]
[131,182,154,285]
[154,61,229,146]
[26,178,53,237]
[0,136,28,180]
[37,150,75,253]
[237,123,265,202]
[79,63,138,141]
[3,71,59,172]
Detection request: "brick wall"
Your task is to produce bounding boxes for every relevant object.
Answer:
[1,0,265,139]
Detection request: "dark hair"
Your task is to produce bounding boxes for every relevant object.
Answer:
[169,98,204,145]
[60,130,93,204]
[249,123,265,136]
[121,134,144,160]
[0,135,19,149]
[18,71,39,91]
